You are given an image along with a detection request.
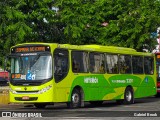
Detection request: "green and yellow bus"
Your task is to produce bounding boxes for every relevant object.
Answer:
[9,43,157,108]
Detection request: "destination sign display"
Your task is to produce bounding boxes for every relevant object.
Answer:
[12,46,50,53]
[12,73,21,79]
[157,55,160,59]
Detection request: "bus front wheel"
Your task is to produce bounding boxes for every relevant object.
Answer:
[67,89,81,108]
[124,87,134,104]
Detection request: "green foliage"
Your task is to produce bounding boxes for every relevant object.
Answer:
[0,0,60,68]
[56,0,160,50]
[1,0,160,68]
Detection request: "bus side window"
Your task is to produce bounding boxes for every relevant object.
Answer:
[71,51,88,73]
[72,60,80,72]
[144,57,154,74]
[54,48,69,83]
[119,55,131,74]
[106,54,118,74]
[99,62,105,73]
[89,52,105,73]
[132,56,143,74]
[91,65,98,73]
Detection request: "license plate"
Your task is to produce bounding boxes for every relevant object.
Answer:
[22,96,29,100]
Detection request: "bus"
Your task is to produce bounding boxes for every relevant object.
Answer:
[155,52,160,97]
[8,43,157,108]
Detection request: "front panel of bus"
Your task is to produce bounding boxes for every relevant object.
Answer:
[9,45,55,103]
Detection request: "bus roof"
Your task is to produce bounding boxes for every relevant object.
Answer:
[58,44,153,55]
[58,44,136,51]
[11,43,153,56]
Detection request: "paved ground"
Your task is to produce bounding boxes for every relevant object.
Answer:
[0,86,160,119]
[0,97,160,120]
[0,103,23,108]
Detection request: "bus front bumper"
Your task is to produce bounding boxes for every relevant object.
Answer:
[9,90,54,103]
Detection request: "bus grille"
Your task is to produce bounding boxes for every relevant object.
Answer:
[15,97,38,101]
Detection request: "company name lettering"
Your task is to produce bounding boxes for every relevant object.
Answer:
[112,79,133,83]
[84,77,98,83]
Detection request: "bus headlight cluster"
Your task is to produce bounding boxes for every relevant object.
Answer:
[38,85,52,94]
[10,88,17,94]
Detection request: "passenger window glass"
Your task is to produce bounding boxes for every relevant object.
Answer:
[89,52,105,73]
[72,51,88,73]
[106,54,118,74]
[119,55,131,74]
[132,56,143,74]
[144,57,154,74]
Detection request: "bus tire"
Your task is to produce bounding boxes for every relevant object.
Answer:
[124,87,134,104]
[34,103,46,109]
[67,89,81,108]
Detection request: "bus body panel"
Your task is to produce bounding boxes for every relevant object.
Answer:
[10,80,54,103]
[9,43,157,105]
[67,74,156,102]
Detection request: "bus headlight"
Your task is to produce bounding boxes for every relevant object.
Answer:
[10,88,17,94]
[38,85,52,94]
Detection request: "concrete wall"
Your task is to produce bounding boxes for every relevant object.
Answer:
[0,86,9,104]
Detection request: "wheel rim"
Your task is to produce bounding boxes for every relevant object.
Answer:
[72,93,80,104]
[126,90,132,102]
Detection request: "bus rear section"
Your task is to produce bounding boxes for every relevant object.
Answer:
[155,52,160,97]
[157,80,160,96]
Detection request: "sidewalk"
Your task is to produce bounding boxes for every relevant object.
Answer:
[0,86,35,109]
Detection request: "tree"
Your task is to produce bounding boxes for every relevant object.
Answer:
[56,0,160,51]
[0,0,62,68]
[1,0,160,68]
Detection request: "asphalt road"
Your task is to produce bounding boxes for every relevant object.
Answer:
[0,96,160,120]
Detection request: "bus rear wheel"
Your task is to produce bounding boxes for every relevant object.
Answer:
[67,89,81,108]
[34,103,47,109]
[124,87,134,104]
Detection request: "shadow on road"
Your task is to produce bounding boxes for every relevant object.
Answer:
[18,96,160,110]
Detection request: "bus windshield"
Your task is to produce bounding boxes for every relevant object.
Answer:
[11,54,52,81]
